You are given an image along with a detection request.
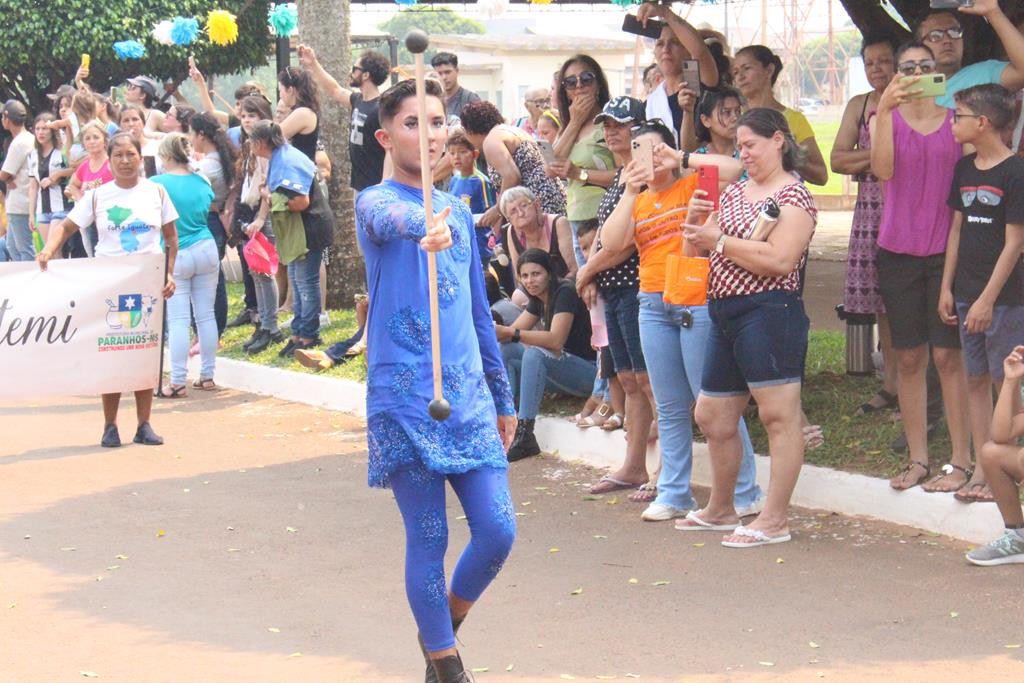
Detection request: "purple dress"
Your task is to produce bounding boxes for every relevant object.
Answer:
[843,106,885,315]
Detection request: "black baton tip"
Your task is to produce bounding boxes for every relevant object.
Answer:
[428,398,451,421]
[405,29,430,54]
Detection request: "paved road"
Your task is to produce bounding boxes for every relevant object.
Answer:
[2,391,1022,682]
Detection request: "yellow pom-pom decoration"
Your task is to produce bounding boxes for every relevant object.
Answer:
[207,10,239,46]
[529,0,554,4]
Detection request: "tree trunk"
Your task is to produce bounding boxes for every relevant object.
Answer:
[298,0,365,309]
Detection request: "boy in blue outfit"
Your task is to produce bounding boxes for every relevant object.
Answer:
[446,131,497,265]
[939,83,1024,510]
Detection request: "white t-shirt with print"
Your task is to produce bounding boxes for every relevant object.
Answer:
[27,147,71,216]
[2,130,35,214]
[67,179,178,258]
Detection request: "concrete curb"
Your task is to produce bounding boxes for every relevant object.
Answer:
[188,355,1004,544]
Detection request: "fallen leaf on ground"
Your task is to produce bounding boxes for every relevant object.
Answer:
[522,501,532,506]
[559,676,576,680]
[115,555,128,560]
[286,527,297,533]
[105,566,120,572]
[625,675,641,679]
[570,587,583,595]
[652,580,670,586]
[628,578,639,584]
[470,668,489,673]
[80,672,99,678]
[61,547,76,552]
[505,664,514,671]
[515,512,527,517]
[606,497,618,505]
[534,486,548,491]
[949,612,958,618]
[268,627,280,633]
[227,548,241,553]
[288,652,302,657]
[593,534,608,539]
[549,548,559,553]
[7,603,15,609]
[759,661,775,666]
[1006,644,1022,649]
[581,495,602,501]
[809,641,820,648]
[692,543,705,548]
[776,558,785,564]
[156,530,166,538]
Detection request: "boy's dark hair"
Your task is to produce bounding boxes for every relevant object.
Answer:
[431,52,458,69]
[359,50,392,87]
[861,33,899,57]
[574,218,599,238]
[955,83,1015,131]
[446,131,475,153]
[378,78,445,126]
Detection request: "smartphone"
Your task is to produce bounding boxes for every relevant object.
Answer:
[680,60,701,92]
[901,73,946,99]
[622,14,666,40]
[697,165,719,211]
[929,0,973,8]
[537,140,557,164]
[81,53,90,70]
[631,136,654,180]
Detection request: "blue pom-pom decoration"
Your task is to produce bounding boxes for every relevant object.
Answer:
[171,17,200,46]
[268,4,299,37]
[113,40,147,60]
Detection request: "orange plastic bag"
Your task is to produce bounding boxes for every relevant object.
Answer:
[242,231,279,276]
[663,254,709,306]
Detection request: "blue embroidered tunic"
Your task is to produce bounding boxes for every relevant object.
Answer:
[356,180,516,488]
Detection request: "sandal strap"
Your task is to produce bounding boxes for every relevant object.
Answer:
[899,460,930,478]
[941,462,973,479]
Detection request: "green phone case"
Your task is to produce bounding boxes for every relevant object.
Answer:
[901,74,946,99]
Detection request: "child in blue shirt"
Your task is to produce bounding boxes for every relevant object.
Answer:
[447,131,497,265]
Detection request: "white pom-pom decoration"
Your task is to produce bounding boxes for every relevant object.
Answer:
[152,20,175,46]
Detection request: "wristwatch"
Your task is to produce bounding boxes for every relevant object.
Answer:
[577,167,590,184]
[512,329,521,343]
[714,233,728,254]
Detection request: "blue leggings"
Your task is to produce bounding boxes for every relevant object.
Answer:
[391,465,516,652]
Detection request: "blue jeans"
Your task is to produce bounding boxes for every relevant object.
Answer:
[252,221,279,333]
[637,292,762,510]
[501,342,597,419]
[6,213,34,261]
[569,220,588,269]
[0,235,9,262]
[168,239,220,385]
[288,247,323,339]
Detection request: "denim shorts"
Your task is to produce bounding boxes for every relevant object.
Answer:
[955,301,1024,380]
[603,285,646,373]
[703,289,809,396]
[38,211,69,223]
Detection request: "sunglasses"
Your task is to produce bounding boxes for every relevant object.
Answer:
[562,72,596,90]
[923,27,963,43]
[630,117,667,133]
[351,65,364,74]
[897,59,936,76]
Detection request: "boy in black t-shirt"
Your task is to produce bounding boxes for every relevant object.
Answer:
[940,83,1024,506]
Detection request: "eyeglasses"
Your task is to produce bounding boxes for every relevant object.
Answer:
[897,59,936,76]
[953,112,983,123]
[923,27,963,43]
[528,98,550,106]
[562,72,596,90]
[630,117,667,132]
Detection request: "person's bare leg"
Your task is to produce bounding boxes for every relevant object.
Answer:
[319,261,328,312]
[959,373,995,497]
[690,392,749,524]
[922,346,971,492]
[602,371,651,484]
[878,313,899,397]
[134,389,153,425]
[979,441,1024,525]
[609,375,625,419]
[101,393,120,425]
[891,345,930,489]
[724,382,804,540]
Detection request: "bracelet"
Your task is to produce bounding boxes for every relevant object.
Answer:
[512,329,521,343]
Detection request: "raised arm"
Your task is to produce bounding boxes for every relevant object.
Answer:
[637,2,720,87]
[961,0,1024,92]
[298,44,353,108]
[188,58,230,125]
[598,162,644,253]
[870,75,909,181]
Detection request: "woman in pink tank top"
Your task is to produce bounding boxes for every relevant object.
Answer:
[870,41,971,495]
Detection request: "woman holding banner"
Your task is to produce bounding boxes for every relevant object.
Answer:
[37,131,178,448]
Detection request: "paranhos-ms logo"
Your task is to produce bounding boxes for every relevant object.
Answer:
[98,293,159,352]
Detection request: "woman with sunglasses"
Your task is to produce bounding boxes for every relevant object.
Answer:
[600,120,760,524]
[277,66,320,163]
[460,100,567,233]
[731,45,828,186]
[549,55,615,267]
[871,41,971,494]
[831,35,899,417]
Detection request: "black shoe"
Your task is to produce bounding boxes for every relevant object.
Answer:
[226,308,254,328]
[420,615,466,683]
[133,421,164,446]
[101,423,121,448]
[241,329,262,350]
[507,418,540,462]
[294,336,323,352]
[429,653,474,683]
[268,330,286,344]
[278,338,299,358]
[246,329,272,355]
[891,418,943,453]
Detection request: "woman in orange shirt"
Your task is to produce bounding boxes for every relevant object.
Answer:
[600,121,762,523]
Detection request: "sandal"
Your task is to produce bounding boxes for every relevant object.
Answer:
[802,424,824,450]
[721,525,792,548]
[577,402,611,429]
[192,378,217,391]
[855,389,898,416]
[890,460,931,490]
[628,482,657,503]
[589,476,644,495]
[923,463,972,493]
[675,509,740,532]
[954,480,994,503]
[600,414,625,432]
[164,385,187,399]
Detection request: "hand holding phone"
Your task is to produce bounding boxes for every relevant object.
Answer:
[900,73,946,99]
[537,140,557,164]
[696,165,719,211]
[622,13,666,40]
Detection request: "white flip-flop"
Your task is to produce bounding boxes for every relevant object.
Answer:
[721,524,792,548]
[674,509,740,532]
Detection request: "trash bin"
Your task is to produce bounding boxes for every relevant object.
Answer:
[835,304,876,376]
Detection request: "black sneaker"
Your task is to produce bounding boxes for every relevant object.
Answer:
[241,329,262,350]
[507,418,540,462]
[101,423,121,448]
[246,329,272,355]
[278,338,299,358]
[133,422,164,446]
[226,308,254,328]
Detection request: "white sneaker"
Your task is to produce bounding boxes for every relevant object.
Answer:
[641,502,692,522]
[319,311,331,327]
[735,498,765,518]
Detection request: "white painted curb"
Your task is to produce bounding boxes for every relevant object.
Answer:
[187,355,1005,544]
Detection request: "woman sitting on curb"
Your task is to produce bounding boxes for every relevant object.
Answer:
[496,248,597,461]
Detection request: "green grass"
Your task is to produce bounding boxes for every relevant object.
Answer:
[222,283,941,481]
[810,120,848,196]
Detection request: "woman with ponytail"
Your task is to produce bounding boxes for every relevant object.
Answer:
[277,66,320,162]
[151,132,218,395]
[191,112,237,336]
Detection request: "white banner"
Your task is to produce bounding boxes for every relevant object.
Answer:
[0,253,166,398]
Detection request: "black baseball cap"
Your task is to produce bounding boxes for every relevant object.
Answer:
[594,96,645,125]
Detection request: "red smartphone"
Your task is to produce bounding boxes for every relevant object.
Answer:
[697,165,719,211]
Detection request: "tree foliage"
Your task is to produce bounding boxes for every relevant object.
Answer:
[377,6,485,64]
[2,0,271,112]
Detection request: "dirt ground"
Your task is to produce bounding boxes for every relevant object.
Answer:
[2,390,1023,682]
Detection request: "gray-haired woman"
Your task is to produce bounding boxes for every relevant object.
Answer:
[500,186,575,298]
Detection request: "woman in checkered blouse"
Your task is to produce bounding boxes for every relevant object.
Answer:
[681,108,818,549]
